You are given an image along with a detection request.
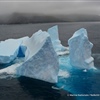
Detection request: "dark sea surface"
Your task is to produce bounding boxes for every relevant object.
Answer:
[0,22,100,100]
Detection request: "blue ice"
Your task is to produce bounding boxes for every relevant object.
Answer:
[48,25,69,55]
[68,28,94,69]
[0,30,59,83]
[0,36,29,64]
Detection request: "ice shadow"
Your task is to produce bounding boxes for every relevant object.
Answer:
[18,76,75,100]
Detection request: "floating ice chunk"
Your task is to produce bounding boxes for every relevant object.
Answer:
[68,28,94,69]
[16,30,59,83]
[0,36,29,64]
[48,25,69,55]
[83,69,87,72]
[0,57,24,79]
[58,69,70,78]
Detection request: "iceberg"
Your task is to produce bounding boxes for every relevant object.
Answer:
[68,28,94,69]
[48,25,69,55]
[16,30,59,83]
[0,36,29,64]
[0,30,59,83]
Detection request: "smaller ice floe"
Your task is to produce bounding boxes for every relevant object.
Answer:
[58,69,70,78]
[68,28,94,69]
[0,36,29,64]
[16,30,59,83]
[52,85,65,90]
[0,57,24,79]
[48,25,69,55]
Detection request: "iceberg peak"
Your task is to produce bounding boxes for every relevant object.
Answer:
[48,25,69,55]
[68,28,94,69]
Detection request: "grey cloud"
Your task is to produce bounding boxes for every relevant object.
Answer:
[0,1,100,23]
[0,1,99,15]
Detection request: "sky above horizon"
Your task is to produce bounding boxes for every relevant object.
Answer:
[0,1,100,17]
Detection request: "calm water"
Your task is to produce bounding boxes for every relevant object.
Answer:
[57,55,100,100]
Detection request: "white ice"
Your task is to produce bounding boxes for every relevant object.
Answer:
[48,25,69,55]
[68,28,94,69]
[16,30,59,83]
[0,30,59,83]
[0,36,29,64]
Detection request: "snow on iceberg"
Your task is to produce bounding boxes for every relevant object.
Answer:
[68,28,94,69]
[16,30,59,83]
[48,25,69,55]
[0,30,59,83]
[0,36,29,64]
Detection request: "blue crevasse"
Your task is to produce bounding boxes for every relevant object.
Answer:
[0,36,29,64]
[17,46,27,57]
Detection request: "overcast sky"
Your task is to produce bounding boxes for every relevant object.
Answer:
[0,0,100,16]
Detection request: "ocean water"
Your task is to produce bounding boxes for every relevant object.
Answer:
[0,56,76,100]
[57,55,100,100]
[0,55,100,100]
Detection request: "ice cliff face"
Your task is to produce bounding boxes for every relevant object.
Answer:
[48,25,69,55]
[0,26,95,83]
[17,30,59,83]
[68,28,94,69]
[0,36,29,64]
